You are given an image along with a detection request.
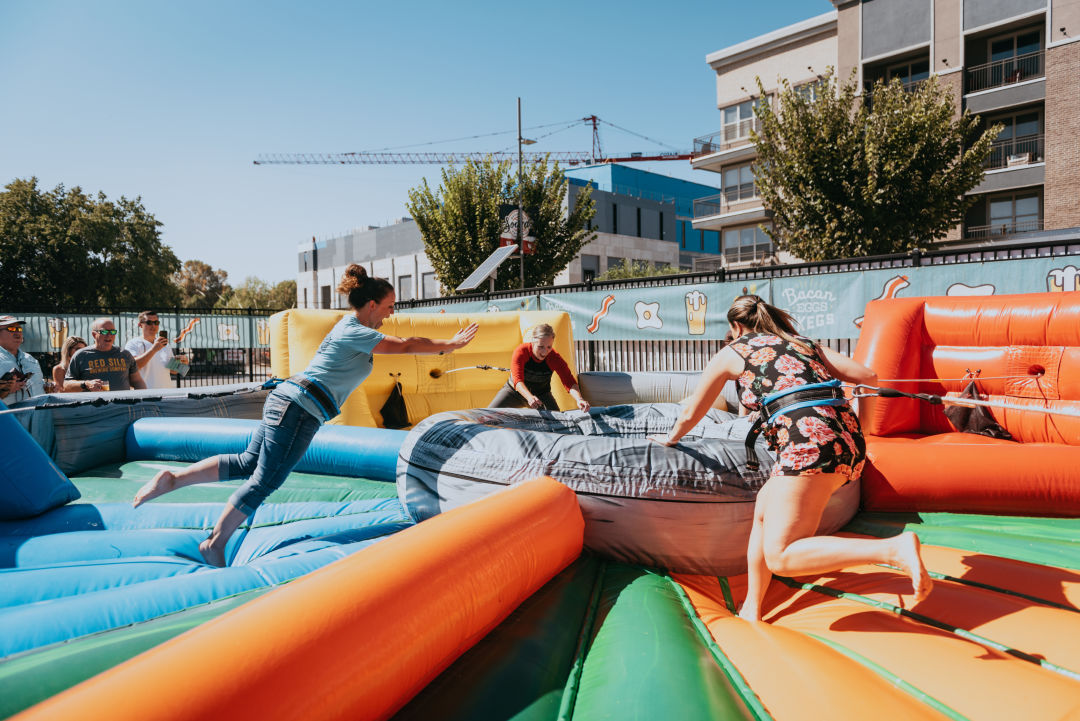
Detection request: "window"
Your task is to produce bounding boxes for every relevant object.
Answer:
[721,99,763,143]
[636,207,642,237]
[988,29,1042,84]
[723,225,772,263]
[611,203,618,234]
[422,272,438,299]
[659,212,665,240]
[606,256,623,271]
[722,163,756,203]
[398,275,413,301]
[886,58,930,87]
[699,229,705,251]
[320,285,332,309]
[680,221,686,248]
[988,192,1040,235]
[303,288,308,308]
[794,79,825,102]
[987,110,1042,168]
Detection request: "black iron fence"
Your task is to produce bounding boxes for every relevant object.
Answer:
[9,307,282,389]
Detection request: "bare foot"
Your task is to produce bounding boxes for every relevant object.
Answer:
[737,604,762,623]
[892,532,933,603]
[199,538,227,567]
[133,469,177,508]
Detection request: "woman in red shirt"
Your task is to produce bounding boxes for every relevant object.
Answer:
[489,324,590,412]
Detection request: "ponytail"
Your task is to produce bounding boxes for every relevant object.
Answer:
[337,264,393,310]
[726,295,805,348]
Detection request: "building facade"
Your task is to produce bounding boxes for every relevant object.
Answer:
[691,0,1080,260]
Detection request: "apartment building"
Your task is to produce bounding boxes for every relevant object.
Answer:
[691,0,1080,264]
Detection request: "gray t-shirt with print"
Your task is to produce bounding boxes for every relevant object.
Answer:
[65,347,138,390]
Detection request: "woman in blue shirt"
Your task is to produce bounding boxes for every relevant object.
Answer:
[134,264,478,566]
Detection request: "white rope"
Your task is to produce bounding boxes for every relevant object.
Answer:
[936,395,1080,419]
[877,374,1043,383]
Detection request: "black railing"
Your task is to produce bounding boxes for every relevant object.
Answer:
[692,119,760,157]
[985,134,1044,170]
[966,50,1044,93]
[964,219,1044,240]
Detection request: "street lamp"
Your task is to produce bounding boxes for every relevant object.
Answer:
[517,98,535,290]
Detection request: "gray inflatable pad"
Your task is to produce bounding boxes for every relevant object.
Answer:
[397,403,859,575]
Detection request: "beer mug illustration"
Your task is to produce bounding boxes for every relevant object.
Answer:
[685,290,707,336]
[48,318,68,348]
[256,318,271,345]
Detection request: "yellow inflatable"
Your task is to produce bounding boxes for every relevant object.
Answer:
[269,310,577,427]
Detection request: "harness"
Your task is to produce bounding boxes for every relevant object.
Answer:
[744,379,848,471]
[285,374,340,421]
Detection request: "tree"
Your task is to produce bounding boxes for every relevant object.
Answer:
[0,177,181,309]
[406,156,596,291]
[174,259,231,308]
[751,71,1000,260]
[595,259,686,281]
[216,276,296,310]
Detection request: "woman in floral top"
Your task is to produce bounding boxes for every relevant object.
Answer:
[652,295,932,622]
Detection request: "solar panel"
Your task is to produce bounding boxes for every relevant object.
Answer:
[455,244,519,291]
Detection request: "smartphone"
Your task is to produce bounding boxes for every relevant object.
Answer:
[159,330,168,340]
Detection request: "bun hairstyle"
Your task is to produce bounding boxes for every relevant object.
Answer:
[727,295,803,348]
[337,264,394,310]
[60,336,87,366]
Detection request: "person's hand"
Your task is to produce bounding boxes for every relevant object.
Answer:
[527,396,545,410]
[576,398,590,412]
[152,336,169,353]
[451,323,479,349]
[8,378,27,394]
[86,379,105,391]
[0,378,15,396]
[647,434,677,446]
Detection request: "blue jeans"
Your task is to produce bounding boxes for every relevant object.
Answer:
[218,390,321,517]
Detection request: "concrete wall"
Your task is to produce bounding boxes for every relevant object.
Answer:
[862,0,931,59]
[714,33,837,106]
[935,0,963,73]
[965,0,1046,30]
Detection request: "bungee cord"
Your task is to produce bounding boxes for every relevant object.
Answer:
[428,364,510,379]
[849,384,1080,420]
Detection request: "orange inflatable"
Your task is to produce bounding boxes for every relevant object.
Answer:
[854,292,1080,515]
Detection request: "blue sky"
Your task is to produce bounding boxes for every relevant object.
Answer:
[0,1,829,285]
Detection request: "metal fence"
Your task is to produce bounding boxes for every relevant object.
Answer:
[965,50,1044,94]
[12,307,281,389]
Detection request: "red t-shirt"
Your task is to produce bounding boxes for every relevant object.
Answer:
[510,343,577,394]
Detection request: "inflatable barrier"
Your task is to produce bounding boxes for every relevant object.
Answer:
[398,404,859,575]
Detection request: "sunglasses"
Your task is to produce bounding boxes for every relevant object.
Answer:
[2,326,24,333]
[94,329,119,336]
[142,320,160,325]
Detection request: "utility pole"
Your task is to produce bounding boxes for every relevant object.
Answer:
[517,97,525,290]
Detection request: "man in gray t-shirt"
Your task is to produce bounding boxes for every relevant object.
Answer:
[64,317,146,392]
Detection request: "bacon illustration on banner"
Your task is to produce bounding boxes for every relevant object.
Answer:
[587,294,616,334]
[853,275,909,328]
[174,317,201,344]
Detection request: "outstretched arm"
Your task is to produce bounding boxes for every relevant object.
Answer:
[373,323,479,355]
[650,347,741,446]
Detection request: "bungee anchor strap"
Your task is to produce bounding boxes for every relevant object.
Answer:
[744,379,849,471]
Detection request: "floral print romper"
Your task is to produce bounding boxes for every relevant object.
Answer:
[730,332,866,479]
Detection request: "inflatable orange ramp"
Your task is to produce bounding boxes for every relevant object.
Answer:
[13,477,583,721]
[675,575,949,720]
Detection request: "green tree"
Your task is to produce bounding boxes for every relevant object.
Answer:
[751,71,1000,260]
[216,276,296,309]
[0,177,181,308]
[174,259,231,308]
[595,259,686,281]
[406,156,596,291]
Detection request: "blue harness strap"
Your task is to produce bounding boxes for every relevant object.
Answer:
[744,380,847,471]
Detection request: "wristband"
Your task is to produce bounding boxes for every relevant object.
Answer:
[81,382,88,391]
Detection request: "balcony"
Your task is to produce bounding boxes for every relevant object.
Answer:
[691,189,768,231]
[984,134,1044,170]
[692,118,760,157]
[966,50,1044,94]
[964,218,1044,240]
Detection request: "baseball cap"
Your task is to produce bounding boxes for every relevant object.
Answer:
[0,315,27,326]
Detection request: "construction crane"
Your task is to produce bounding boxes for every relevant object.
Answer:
[253,115,691,167]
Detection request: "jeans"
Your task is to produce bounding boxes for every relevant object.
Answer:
[488,382,558,411]
[218,390,321,517]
